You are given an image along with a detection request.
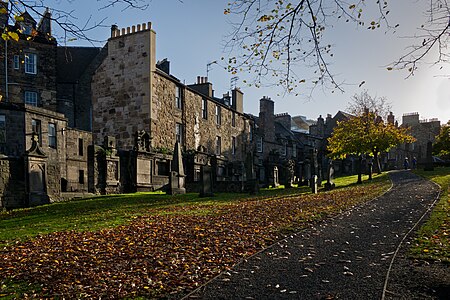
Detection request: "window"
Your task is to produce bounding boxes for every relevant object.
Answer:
[79,170,85,184]
[0,115,5,144]
[257,136,263,153]
[31,119,42,146]
[24,91,38,106]
[48,123,57,149]
[215,105,221,125]
[175,86,182,109]
[281,143,287,156]
[249,123,253,141]
[232,136,236,155]
[215,136,221,155]
[202,98,208,119]
[292,144,297,158]
[175,123,183,144]
[78,138,84,156]
[13,55,20,70]
[24,53,37,74]
[232,111,236,127]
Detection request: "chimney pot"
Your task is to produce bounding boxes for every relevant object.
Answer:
[142,23,146,30]
[137,24,141,31]
[132,25,136,33]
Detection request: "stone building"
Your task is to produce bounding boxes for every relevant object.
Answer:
[0,4,92,209]
[386,112,441,168]
[90,23,255,192]
[251,96,305,186]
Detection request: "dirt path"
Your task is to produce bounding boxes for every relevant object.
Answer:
[186,171,443,299]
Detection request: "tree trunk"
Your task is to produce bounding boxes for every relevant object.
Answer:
[357,155,363,184]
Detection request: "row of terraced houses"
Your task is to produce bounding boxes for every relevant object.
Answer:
[0,3,441,209]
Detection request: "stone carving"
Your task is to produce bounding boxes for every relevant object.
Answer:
[324,159,335,191]
[168,142,186,195]
[284,159,295,188]
[134,130,151,152]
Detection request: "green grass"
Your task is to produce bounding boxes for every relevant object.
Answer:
[411,167,450,262]
[0,172,386,247]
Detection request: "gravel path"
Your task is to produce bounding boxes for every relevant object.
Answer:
[186,170,446,299]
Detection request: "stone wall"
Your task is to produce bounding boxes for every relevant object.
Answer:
[24,106,67,201]
[0,104,26,157]
[92,24,156,150]
[64,128,93,192]
[0,39,57,110]
[0,156,26,209]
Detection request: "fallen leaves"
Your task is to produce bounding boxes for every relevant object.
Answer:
[0,184,386,298]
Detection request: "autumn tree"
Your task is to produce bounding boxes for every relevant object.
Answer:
[433,120,450,160]
[328,93,415,183]
[224,0,449,94]
[0,0,148,43]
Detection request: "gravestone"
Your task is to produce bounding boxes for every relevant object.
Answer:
[303,159,311,186]
[324,159,335,191]
[199,165,214,197]
[168,142,186,195]
[367,158,373,180]
[245,152,259,194]
[283,159,295,188]
[310,175,318,194]
[25,132,50,206]
[424,141,434,171]
[271,166,279,188]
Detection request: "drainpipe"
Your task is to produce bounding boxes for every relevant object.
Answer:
[4,37,7,101]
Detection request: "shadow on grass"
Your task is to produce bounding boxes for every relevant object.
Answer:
[0,172,388,245]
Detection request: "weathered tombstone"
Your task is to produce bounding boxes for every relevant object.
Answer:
[169,142,186,195]
[245,152,259,194]
[367,158,373,180]
[25,132,50,206]
[424,141,434,171]
[310,175,318,194]
[312,148,319,176]
[324,159,335,191]
[283,159,295,188]
[271,166,279,188]
[297,162,303,185]
[303,159,311,186]
[199,165,214,197]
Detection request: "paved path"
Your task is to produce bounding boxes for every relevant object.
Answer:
[186,171,440,299]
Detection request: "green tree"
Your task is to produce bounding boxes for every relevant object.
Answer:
[433,121,450,160]
[224,0,449,94]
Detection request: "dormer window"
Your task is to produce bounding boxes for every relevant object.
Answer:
[21,23,33,35]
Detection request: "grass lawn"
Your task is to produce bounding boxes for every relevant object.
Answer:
[411,167,450,262]
[0,173,389,299]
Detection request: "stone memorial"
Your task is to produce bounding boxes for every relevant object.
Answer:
[324,159,335,191]
[367,158,373,180]
[303,158,311,186]
[310,175,318,194]
[168,142,186,195]
[199,165,214,197]
[271,166,279,188]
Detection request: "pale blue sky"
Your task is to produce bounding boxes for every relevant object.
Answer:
[47,0,449,124]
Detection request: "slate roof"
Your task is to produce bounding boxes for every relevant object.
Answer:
[57,47,102,83]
